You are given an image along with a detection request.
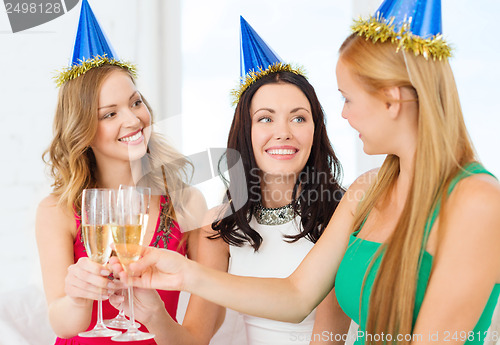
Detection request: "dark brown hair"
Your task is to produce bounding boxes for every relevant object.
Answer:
[211,71,344,250]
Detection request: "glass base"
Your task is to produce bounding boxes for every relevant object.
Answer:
[111,330,155,342]
[78,325,121,338]
[104,316,141,330]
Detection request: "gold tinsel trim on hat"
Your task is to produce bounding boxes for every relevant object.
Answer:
[352,16,452,61]
[54,55,137,87]
[231,62,306,106]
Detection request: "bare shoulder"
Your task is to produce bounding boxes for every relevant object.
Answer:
[38,193,60,209]
[456,171,499,192]
[196,203,230,253]
[184,186,208,209]
[447,172,500,218]
[179,189,231,256]
[192,203,230,266]
[200,204,230,237]
[37,194,74,227]
[175,186,208,233]
[440,172,500,250]
[36,194,75,242]
[175,185,208,215]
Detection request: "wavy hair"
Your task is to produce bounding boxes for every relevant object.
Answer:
[211,71,344,251]
[43,64,191,219]
[339,33,475,344]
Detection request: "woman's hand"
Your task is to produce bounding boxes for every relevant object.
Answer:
[64,257,115,306]
[111,247,191,292]
[109,287,164,325]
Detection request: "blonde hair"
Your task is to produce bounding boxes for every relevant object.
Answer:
[339,33,475,344]
[43,64,191,219]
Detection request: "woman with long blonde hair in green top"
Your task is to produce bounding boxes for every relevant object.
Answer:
[111,3,500,345]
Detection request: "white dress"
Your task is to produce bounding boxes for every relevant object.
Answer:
[228,215,316,345]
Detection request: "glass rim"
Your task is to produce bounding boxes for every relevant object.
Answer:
[118,185,151,191]
[83,188,116,192]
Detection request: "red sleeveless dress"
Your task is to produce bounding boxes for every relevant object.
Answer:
[54,196,186,345]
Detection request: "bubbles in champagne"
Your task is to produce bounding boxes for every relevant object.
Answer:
[111,224,144,271]
[82,224,113,264]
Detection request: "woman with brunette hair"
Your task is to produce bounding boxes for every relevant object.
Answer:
[216,70,344,250]
[209,68,348,344]
[116,3,500,345]
[110,17,350,345]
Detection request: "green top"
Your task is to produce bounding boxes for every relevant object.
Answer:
[335,163,500,345]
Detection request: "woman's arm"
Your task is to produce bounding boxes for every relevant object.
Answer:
[309,288,351,345]
[411,174,500,345]
[124,171,375,323]
[36,195,113,338]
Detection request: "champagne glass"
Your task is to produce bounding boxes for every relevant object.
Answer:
[111,186,155,341]
[78,189,121,338]
[103,289,140,329]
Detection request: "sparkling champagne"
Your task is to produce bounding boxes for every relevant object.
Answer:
[111,224,144,271]
[82,224,113,264]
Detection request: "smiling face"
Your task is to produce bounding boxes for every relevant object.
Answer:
[250,82,314,178]
[90,70,151,165]
[336,59,392,155]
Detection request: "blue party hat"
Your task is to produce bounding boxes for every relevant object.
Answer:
[377,0,441,39]
[352,0,450,60]
[232,16,305,105]
[239,16,282,79]
[55,0,136,86]
[71,0,117,65]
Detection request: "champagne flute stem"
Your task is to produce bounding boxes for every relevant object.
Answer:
[128,286,138,331]
[117,289,126,318]
[96,296,105,328]
[118,307,126,318]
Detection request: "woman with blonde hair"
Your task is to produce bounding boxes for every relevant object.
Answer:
[115,1,500,344]
[36,1,202,343]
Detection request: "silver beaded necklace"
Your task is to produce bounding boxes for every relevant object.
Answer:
[254,201,296,226]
